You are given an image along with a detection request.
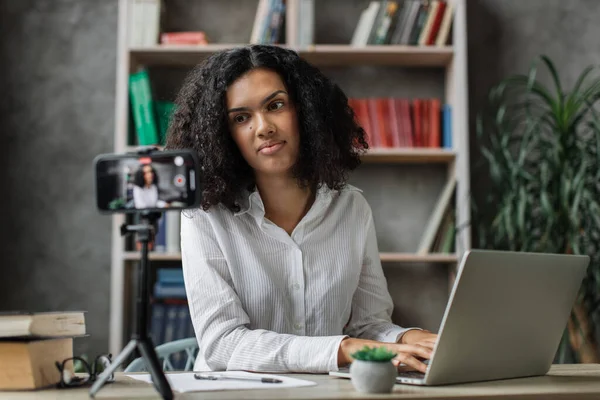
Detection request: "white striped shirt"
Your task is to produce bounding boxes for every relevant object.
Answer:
[181,184,415,373]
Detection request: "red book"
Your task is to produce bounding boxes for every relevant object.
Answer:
[367,98,382,148]
[429,98,441,147]
[422,100,430,147]
[412,99,423,147]
[401,99,414,147]
[426,2,447,45]
[161,31,208,45]
[388,98,403,147]
[376,98,393,147]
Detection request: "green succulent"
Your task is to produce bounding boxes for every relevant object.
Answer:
[351,346,397,362]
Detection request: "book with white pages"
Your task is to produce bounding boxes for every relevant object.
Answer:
[0,311,86,338]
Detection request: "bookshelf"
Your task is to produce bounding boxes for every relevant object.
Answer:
[130,44,454,67]
[110,0,471,357]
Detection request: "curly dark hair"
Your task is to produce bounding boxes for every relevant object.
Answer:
[166,44,368,212]
[133,164,159,187]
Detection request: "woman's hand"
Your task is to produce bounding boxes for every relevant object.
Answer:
[338,338,433,373]
[400,329,438,346]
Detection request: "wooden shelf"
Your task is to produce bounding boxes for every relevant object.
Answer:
[124,146,455,164]
[299,45,453,67]
[361,148,455,163]
[123,251,458,263]
[129,44,454,68]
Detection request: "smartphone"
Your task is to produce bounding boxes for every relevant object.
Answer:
[94,149,201,213]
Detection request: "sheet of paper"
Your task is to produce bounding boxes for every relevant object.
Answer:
[125,371,317,393]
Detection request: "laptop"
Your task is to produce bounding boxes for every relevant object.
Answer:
[329,249,589,386]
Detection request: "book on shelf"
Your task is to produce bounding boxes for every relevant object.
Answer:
[417,176,456,254]
[0,311,86,339]
[129,0,212,46]
[352,0,454,46]
[128,0,162,47]
[149,267,193,369]
[160,31,208,45]
[129,69,160,146]
[150,211,181,254]
[349,97,451,149]
[250,0,288,45]
[128,69,176,147]
[431,206,455,253]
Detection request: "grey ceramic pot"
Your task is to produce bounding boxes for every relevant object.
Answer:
[349,359,397,393]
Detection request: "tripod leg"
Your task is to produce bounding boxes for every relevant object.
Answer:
[89,339,137,398]
[138,339,174,400]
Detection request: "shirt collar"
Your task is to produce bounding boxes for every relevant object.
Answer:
[233,184,345,218]
[233,188,262,217]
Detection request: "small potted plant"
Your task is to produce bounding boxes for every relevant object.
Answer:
[349,346,397,393]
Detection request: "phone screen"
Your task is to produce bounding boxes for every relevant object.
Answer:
[95,150,201,213]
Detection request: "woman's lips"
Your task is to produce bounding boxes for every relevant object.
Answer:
[259,141,285,155]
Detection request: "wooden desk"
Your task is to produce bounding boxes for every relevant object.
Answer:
[1,365,600,399]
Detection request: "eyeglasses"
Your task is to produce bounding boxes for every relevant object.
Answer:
[55,354,115,388]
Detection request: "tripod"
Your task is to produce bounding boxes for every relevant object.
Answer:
[90,212,173,400]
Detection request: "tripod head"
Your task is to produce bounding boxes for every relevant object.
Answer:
[120,211,163,242]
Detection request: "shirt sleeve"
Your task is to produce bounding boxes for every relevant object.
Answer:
[343,209,418,343]
[181,210,348,373]
[132,186,144,208]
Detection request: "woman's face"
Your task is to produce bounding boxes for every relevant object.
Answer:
[143,165,154,185]
[226,67,300,179]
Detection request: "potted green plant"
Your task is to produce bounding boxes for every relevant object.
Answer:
[349,346,397,393]
[475,55,600,363]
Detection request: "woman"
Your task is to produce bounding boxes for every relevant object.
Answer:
[132,164,167,209]
[166,44,437,373]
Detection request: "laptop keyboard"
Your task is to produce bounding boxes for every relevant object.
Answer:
[397,371,425,379]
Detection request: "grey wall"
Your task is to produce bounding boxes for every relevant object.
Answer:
[467,0,600,209]
[2,0,600,358]
[0,0,117,357]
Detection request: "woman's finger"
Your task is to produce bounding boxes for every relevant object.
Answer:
[395,354,427,373]
[414,341,435,351]
[397,344,432,360]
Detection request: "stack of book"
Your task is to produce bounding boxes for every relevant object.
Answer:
[349,97,452,149]
[150,268,193,370]
[0,311,86,390]
[352,0,454,46]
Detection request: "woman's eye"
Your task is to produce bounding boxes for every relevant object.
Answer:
[268,101,284,111]
[233,114,249,124]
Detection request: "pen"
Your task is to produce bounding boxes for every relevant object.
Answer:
[194,373,283,384]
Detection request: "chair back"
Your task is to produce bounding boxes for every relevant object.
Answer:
[124,337,199,372]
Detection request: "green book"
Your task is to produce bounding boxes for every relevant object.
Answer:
[129,70,159,146]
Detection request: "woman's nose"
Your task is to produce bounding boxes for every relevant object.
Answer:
[254,113,275,138]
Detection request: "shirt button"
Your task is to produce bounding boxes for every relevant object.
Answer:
[294,323,302,330]
[293,283,301,290]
